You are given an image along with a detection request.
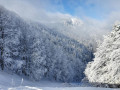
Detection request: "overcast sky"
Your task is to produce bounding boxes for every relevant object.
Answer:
[0,0,120,34]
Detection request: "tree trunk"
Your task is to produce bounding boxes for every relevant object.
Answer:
[0,26,4,70]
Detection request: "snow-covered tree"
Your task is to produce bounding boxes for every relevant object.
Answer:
[47,46,73,82]
[0,6,22,71]
[29,37,47,80]
[0,6,6,70]
[85,24,120,84]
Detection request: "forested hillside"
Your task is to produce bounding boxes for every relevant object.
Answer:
[0,5,94,82]
[43,17,103,51]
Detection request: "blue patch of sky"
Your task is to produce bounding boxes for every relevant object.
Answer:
[29,0,106,20]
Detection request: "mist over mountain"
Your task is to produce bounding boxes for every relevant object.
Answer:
[41,16,108,52]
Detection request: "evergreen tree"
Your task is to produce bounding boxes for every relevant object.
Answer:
[85,24,120,84]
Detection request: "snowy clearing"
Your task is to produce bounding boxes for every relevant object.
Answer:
[8,87,116,90]
[0,70,117,90]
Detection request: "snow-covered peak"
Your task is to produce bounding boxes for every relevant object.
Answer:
[63,18,83,27]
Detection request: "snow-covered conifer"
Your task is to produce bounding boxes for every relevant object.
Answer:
[85,24,120,84]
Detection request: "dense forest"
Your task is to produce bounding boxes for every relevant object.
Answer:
[0,5,95,82]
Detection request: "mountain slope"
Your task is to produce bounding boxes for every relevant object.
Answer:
[0,5,94,82]
[42,17,105,51]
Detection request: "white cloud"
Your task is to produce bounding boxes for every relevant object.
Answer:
[0,0,120,40]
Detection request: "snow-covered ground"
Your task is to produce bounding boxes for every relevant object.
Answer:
[8,87,116,90]
[0,70,117,90]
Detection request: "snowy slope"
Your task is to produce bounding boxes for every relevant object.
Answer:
[0,70,116,90]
